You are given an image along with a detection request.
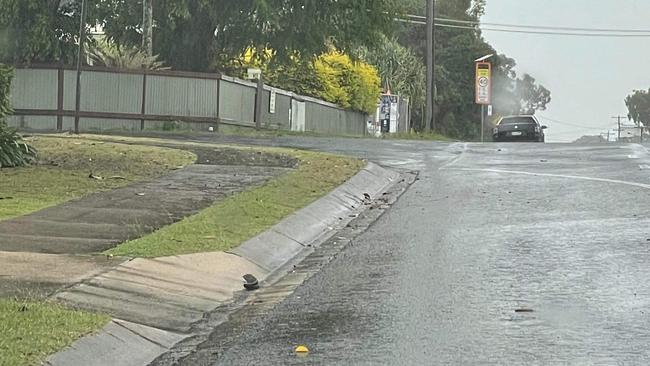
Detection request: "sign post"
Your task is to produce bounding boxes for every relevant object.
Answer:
[379,94,399,134]
[475,60,492,142]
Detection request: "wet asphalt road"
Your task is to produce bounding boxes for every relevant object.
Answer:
[167,138,650,365]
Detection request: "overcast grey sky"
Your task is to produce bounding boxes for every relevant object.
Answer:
[482,0,650,142]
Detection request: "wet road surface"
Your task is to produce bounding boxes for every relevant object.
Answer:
[161,139,650,365]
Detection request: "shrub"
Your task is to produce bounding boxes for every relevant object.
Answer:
[313,51,380,114]
[313,52,353,109]
[0,64,36,168]
[0,124,36,167]
[88,39,169,70]
[228,48,381,114]
[0,63,11,117]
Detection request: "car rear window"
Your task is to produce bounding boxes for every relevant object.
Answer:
[500,117,537,125]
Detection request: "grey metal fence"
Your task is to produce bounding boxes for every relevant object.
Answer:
[8,65,369,136]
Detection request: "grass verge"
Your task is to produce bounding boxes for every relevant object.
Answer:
[0,136,196,220]
[106,148,365,258]
[0,299,109,366]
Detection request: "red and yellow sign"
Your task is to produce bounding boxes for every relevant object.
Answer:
[475,62,492,105]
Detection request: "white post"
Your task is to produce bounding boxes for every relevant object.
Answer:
[481,104,485,143]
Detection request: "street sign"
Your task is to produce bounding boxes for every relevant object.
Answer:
[247,68,261,80]
[475,62,492,105]
[379,95,391,133]
[269,89,277,114]
[379,94,399,134]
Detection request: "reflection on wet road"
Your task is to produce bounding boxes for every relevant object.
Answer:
[169,140,650,365]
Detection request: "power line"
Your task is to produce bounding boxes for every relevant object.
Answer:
[395,18,650,38]
[404,14,650,34]
[396,18,650,37]
[441,23,650,37]
[538,115,609,130]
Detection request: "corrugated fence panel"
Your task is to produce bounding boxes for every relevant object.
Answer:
[11,67,369,136]
[11,69,57,110]
[144,120,213,132]
[346,110,367,136]
[305,102,340,134]
[219,80,255,124]
[7,115,57,130]
[63,70,77,111]
[304,101,367,136]
[62,117,139,132]
[262,90,291,128]
[81,71,143,113]
[398,100,410,133]
[146,76,218,117]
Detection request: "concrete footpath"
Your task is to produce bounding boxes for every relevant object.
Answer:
[46,163,404,366]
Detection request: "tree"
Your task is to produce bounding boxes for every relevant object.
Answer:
[491,57,551,116]
[626,89,650,127]
[0,0,79,64]
[97,0,408,72]
[356,36,427,123]
[512,74,552,115]
[396,0,551,138]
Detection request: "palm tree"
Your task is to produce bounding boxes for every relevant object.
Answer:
[88,40,169,70]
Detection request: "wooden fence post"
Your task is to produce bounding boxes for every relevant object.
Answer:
[140,72,147,131]
[57,67,64,131]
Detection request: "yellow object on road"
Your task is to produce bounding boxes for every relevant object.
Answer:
[295,345,310,353]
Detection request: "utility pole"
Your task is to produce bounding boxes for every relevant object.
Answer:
[254,73,264,130]
[612,115,626,142]
[142,0,153,56]
[74,0,87,135]
[425,0,434,132]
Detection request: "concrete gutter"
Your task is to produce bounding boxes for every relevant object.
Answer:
[47,162,401,366]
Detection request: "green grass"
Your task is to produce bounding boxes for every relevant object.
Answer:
[0,299,109,366]
[107,150,364,258]
[0,136,196,220]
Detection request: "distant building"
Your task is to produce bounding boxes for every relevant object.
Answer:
[619,121,642,138]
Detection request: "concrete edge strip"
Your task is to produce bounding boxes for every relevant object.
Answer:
[46,162,402,366]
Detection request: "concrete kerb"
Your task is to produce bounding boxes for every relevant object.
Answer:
[47,162,401,366]
[55,252,269,332]
[231,162,397,270]
[46,320,185,366]
[232,230,304,272]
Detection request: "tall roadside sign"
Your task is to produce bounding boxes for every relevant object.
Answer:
[475,54,493,142]
[475,62,492,105]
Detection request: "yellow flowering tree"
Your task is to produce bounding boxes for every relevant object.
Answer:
[230,48,380,114]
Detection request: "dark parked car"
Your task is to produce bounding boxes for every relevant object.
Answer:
[493,115,547,142]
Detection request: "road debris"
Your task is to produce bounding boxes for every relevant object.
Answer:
[515,308,534,313]
[243,274,259,290]
[295,345,310,354]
